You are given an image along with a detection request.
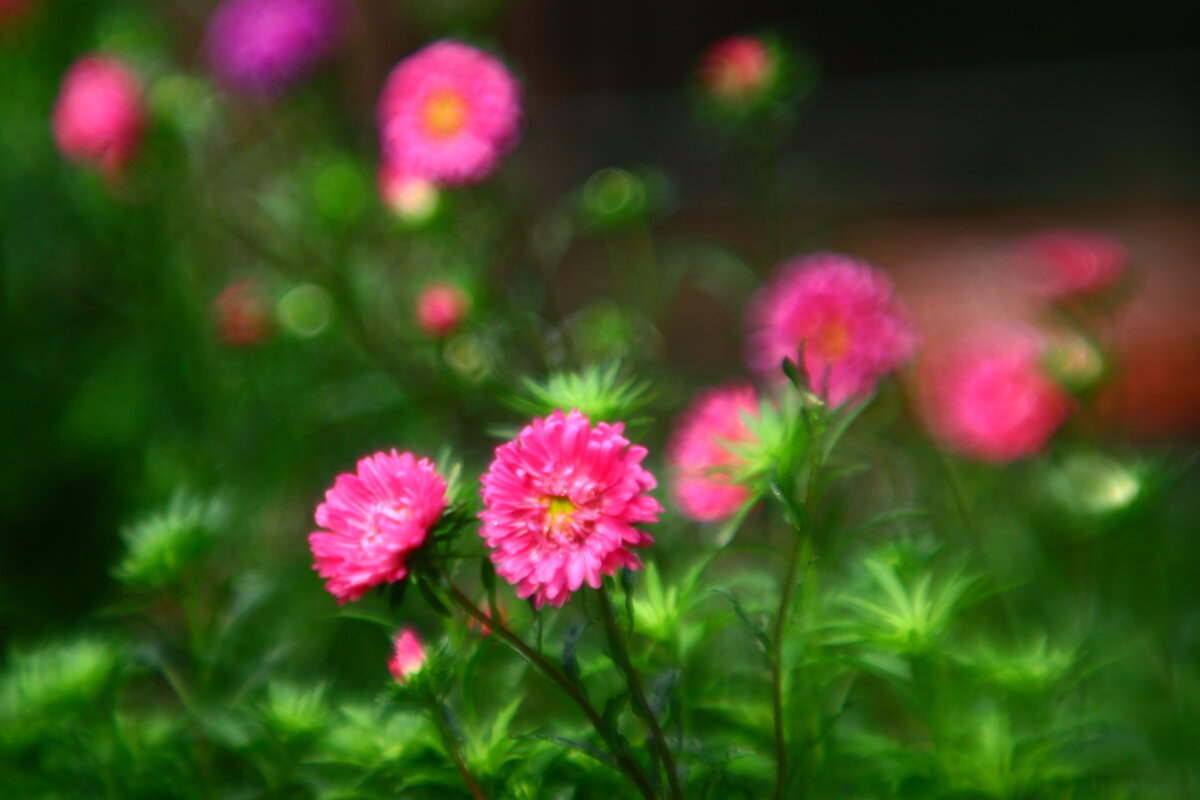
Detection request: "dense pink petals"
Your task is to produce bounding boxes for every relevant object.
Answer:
[700,35,772,101]
[1018,230,1128,300]
[309,451,447,604]
[920,325,1071,462]
[388,628,426,682]
[668,384,760,521]
[416,283,469,338]
[479,409,661,608]
[52,55,145,176]
[746,252,916,406]
[378,40,522,185]
[206,0,345,96]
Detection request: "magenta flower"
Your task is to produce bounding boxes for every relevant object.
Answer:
[388,628,427,683]
[668,384,761,522]
[309,451,448,604]
[747,252,916,405]
[52,55,145,177]
[1018,229,1128,300]
[479,409,661,609]
[920,325,1071,463]
[378,40,522,186]
[700,35,774,103]
[415,282,469,338]
[205,0,345,96]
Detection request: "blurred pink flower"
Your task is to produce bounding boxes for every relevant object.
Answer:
[920,325,1071,462]
[700,35,773,102]
[747,252,916,405]
[388,628,426,683]
[479,409,660,608]
[415,282,469,338]
[378,40,521,185]
[213,280,272,347]
[1018,229,1128,300]
[377,161,439,222]
[309,451,447,604]
[668,383,760,521]
[52,55,145,177]
[205,0,345,96]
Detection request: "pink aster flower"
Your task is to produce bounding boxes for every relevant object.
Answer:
[479,409,661,609]
[205,0,345,96]
[52,55,145,177]
[1017,229,1128,300]
[747,252,917,406]
[309,451,448,604]
[378,40,522,186]
[668,383,761,522]
[416,282,469,338]
[920,325,1071,463]
[388,628,426,683]
[700,35,774,103]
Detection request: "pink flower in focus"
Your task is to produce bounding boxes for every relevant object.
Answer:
[52,55,145,177]
[668,383,761,521]
[700,35,773,102]
[416,282,469,338]
[388,628,426,683]
[1018,229,1128,300]
[378,40,522,185]
[377,161,439,222]
[213,279,272,347]
[920,325,1071,463]
[205,0,345,96]
[747,253,916,405]
[479,409,661,609]
[309,451,448,604]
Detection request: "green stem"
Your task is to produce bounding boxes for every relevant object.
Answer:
[439,576,658,800]
[596,581,683,800]
[769,531,804,800]
[428,696,488,800]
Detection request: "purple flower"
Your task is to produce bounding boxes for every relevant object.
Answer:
[206,0,345,97]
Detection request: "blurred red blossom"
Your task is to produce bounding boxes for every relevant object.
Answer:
[52,55,145,178]
[415,282,470,338]
[388,628,427,683]
[1018,229,1128,301]
[668,383,761,522]
[213,280,273,347]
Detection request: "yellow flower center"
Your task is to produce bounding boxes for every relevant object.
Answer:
[815,318,851,361]
[422,89,468,139]
[542,495,580,542]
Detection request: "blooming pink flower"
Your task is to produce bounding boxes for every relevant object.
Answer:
[479,409,661,609]
[309,451,448,604]
[920,325,1071,462]
[700,35,773,102]
[213,279,272,347]
[668,383,761,521]
[378,40,522,186]
[1018,229,1128,300]
[747,252,916,406]
[205,0,345,96]
[416,282,469,338]
[52,55,145,177]
[388,628,426,683]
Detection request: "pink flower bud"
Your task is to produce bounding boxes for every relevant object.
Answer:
[378,162,439,224]
[700,35,773,103]
[52,55,145,177]
[1017,230,1128,301]
[213,280,272,347]
[388,628,427,683]
[415,282,469,338]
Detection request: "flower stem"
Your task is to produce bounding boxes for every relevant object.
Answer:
[439,576,659,800]
[596,581,684,800]
[428,696,488,800]
[769,532,804,800]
